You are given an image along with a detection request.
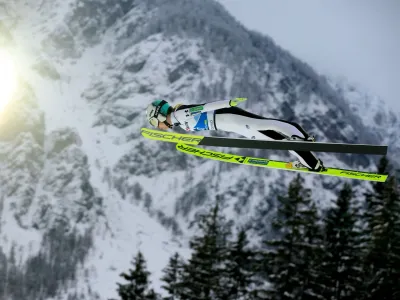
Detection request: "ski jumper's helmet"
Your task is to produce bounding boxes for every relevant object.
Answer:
[146,100,173,128]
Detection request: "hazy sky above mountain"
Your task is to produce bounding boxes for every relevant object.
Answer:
[217,0,400,111]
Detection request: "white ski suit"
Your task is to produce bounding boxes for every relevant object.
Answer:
[170,99,320,170]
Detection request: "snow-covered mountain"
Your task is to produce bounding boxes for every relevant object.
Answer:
[327,76,400,157]
[0,0,398,299]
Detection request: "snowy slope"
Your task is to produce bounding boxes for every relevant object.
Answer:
[328,75,400,158]
[0,0,398,299]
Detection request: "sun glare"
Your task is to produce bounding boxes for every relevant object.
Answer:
[0,49,17,112]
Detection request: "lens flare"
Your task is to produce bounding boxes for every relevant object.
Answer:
[0,49,17,112]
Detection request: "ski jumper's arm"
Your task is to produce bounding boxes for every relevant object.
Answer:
[172,98,247,124]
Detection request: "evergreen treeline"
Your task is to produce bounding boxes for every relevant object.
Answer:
[112,157,400,300]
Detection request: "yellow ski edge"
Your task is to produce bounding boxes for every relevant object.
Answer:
[175,143,388,183]
[141,127,203,145]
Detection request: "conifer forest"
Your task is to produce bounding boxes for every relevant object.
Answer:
[111,156,400,300]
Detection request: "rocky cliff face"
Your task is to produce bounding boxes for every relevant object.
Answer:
[0,0,397,299]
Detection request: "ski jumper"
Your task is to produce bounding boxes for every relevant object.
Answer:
[170,100,320,169]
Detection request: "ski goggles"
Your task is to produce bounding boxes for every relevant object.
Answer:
[149,116,159,127]
[149,114,167,128]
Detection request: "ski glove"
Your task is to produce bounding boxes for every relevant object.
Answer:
[229,97,247,106]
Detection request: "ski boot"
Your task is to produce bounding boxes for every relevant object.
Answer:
[286,159,325,172]
[310,158,326,172]
[285,134,325,172]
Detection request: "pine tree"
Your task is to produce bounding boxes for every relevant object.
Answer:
[249,250,273,300]
[262,174,324,300]
[161,252,185,300]
[361,157,387,289]
[115,251,159,300]
[179,202,231,300]
[300,200,325,300]
[320,182,363,300]
[365,156,389,208]
[220,228,256,300]
[362,156,390,255]
[362,174,400,300]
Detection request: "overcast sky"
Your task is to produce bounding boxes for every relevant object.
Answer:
[217,0,400,110]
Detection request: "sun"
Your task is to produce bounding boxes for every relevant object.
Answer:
[0,49,17,112]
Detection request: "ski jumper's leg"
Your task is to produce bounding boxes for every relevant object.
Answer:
[214,107,319,169]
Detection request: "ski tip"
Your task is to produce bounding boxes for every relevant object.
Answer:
[141,128,204,145]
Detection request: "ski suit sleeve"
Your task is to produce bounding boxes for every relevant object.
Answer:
[172,99,246,123]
